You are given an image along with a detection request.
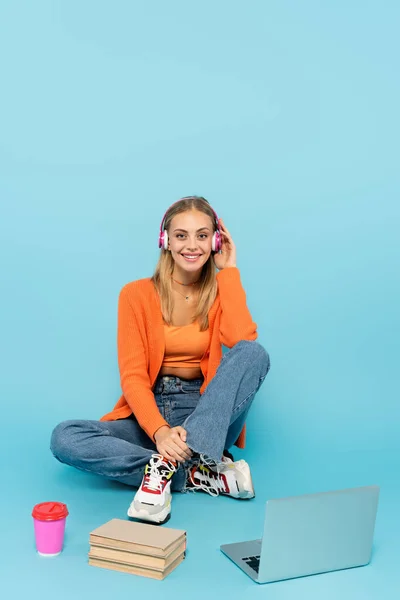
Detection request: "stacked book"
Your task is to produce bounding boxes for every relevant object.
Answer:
[88,518,186,580]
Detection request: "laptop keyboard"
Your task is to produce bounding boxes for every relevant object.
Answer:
[242,555,261,573]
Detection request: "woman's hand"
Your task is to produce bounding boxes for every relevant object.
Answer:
[154,425,193,463]
[213,218,237,270]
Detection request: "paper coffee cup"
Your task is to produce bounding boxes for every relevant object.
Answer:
[32,502,69,556]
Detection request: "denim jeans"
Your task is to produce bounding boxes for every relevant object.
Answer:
[50,340,270,492]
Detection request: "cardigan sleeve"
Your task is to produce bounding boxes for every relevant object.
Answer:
[216,267,258,348]
[117,286,169,440]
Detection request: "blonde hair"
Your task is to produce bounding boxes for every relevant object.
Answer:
[151,196,218,331]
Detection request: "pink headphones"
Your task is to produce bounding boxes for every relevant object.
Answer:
[158,197,222,253]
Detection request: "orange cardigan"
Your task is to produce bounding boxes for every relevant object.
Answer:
[100,267,258,448]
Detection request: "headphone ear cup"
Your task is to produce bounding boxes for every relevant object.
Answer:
[163,229,169,250]
[213,230,222,252]
[211,232,216,252]
[158,230,168,249]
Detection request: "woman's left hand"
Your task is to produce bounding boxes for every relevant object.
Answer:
[213,218,237,270]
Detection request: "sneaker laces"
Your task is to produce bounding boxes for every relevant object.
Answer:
[143,454,177,492]
[187,454,226,497]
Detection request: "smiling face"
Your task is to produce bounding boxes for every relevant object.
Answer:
[167,209,214,282]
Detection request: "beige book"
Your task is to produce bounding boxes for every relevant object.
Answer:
[88,552,185,580]
[88,540,186,570]
[89,518,186,557]
[90,535,185,562]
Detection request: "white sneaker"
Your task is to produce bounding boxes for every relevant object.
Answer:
[186,455,255,499]
[127,454,176,524]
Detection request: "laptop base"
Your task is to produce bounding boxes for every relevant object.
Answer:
[220,540,262,582]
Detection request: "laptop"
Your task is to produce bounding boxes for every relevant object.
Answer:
[220,485,380,584]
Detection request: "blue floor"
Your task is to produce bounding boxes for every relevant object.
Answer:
[2,427,399,600]
[1,1,399,598]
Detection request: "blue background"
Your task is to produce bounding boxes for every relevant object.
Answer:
[1,1,399,598]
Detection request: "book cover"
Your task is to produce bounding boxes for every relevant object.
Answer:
[89,519,186,557]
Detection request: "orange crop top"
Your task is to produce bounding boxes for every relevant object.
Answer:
[162,320,210,369]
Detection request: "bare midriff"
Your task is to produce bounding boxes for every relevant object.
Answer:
[158,365,203,380]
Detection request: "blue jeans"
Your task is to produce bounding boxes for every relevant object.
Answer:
[50,340,270,492]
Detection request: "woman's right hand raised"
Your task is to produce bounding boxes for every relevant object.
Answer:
[154,425,193,463]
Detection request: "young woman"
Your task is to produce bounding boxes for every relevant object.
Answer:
[50,196,270,524]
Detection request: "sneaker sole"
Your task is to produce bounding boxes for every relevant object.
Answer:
[127,503,171,525]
